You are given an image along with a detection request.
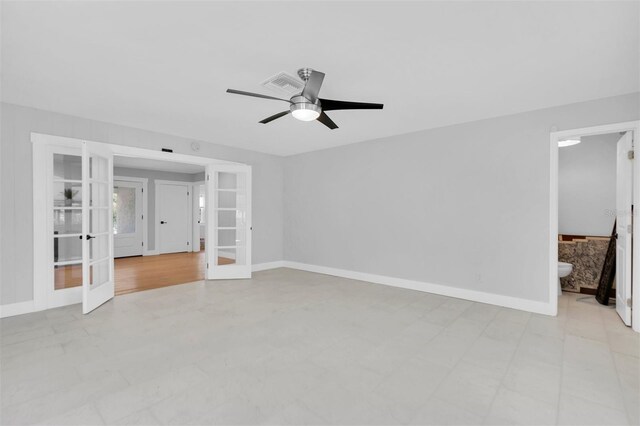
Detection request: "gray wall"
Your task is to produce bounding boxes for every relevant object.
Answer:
[283,93,639,304]
[114,167,203,251]
[2,94,638,308]
[558,133,619,236]
[1,103,284,305]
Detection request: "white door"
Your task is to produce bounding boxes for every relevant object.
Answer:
[616,131,633,326]
[114,181,143,258]
[82,141,115,314]
[207,164,252,279]
[158,183,191,254]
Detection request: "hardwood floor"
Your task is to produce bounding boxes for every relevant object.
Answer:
[115,251,207,295]
[54,251,233,296]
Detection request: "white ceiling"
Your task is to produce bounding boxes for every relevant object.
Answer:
[114,156,204,174]
[2,1,638,156]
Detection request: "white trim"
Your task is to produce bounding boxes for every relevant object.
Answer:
[32,141,49,312]
[549,129,559,318]
[552,121,640,140]
[154,179,196,186]
[101,142,237,166]
[252,261,286,272]
[113,176,148,184]
[282,262,554,315]
[192,180,205,253]
[155,180,193,255]
[114,177,147,257]
[2,260,283,318]
[30,132,246,315]
[7,258,558,317]
[550,120,640,332]
[0,301,36,318]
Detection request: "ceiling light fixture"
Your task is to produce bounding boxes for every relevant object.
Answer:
[558,138,581,148]
[290,97,321,121]
[226,67,383,130]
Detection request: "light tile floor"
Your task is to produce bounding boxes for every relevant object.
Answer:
[1,268,638,425]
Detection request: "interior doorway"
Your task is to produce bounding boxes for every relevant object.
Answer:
[550,121,640,333]
[112,155,206,295]
[32,133,253,315]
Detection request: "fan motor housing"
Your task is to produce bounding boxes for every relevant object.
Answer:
[290,95,321,121]
[290,95,321,113]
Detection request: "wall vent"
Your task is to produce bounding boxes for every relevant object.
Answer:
[261,72,304,96]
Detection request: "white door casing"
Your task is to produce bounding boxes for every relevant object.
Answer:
[192,181,205,253]
[114,180,143,258]
[206,164,252,280]
[616,131,633,326]
[82,141,115,314]
[157,183,191,254]
[30,133,246,319]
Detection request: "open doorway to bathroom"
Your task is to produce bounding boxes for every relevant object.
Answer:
[550,121,640,333]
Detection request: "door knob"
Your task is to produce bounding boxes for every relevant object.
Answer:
[85,235,95,240]
[160,221,167,224]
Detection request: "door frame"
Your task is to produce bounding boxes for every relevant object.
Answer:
[155,180,194,254]
[549,120,640,332]
[114,176,149,256]
[31,132,246,313]
[192,180,206,253]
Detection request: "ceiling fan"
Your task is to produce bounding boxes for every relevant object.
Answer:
[226,68,383,130]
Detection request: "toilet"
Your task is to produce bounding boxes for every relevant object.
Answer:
[558,262,573,295]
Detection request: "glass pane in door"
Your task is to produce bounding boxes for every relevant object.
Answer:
[89,155,108,181]
[90,234,110,262]
[217,210,236,227]
[89,259,110,287]
[89,183,109,207]
[215,171,247,267]
[218,172,237,190]
[52,153,83,291]
[53,154,82,180]
[54,236,82,263]
[113,186,136,234]
[54,264,82,290]
[53,182,82,207]
[90,209,109,234]
[54,209,82,234]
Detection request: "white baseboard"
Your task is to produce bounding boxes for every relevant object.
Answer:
[252,261,286,272]
[143,250,159,256]
[0,300,35,318]
[282,261,555,316]
[1,261,553,319]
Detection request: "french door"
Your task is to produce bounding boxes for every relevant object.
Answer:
[81,142,115,314]
[206,164,252,279]
[616,131,633,326]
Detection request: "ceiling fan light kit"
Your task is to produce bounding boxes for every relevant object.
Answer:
[226,67,383,130]
[290,96,320,121]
